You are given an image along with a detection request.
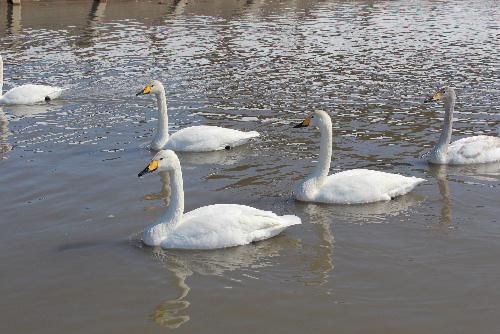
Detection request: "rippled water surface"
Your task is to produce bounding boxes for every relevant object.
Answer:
[1,0,499,333]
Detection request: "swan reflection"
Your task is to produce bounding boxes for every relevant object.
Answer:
[4,103,61,118]
[309,192,425,224]
[301,204,335,286]
[428,162,500,226]
[149,236,292,329]
[143,171,171,206]
[428,164,452,225]
[177,147,246,166]
[0,108,12,155]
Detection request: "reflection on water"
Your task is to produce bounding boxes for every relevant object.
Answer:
[452,161,500,184]
[296,192,425,225]
[4,103,59,118]
[151,246,191,329]
[302,204,334,286]
[148,236,290,329]
[428,165,452,226]
[143,171,171,206]
[0,108,12,155]
[177,146,246,166]
[6,2,22,36]
[428,162,500,227]
[74,0,107,52]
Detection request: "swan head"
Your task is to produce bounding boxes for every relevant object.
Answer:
[424,86,456,103]
[136,80,165,96]
[138,150,179,177]
[293,110,330,129]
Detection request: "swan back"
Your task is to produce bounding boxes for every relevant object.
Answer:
[448,135,500,164]
[0,84,63,105]
[163,204,301,249]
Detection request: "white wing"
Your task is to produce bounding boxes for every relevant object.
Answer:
[314,169,425,204]
[448,135,500,164]
[166,125,259,152]
[0,84,64,105]
[163,204,300,249]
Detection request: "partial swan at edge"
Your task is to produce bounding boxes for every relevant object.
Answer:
[424,86,500,165]
[0,55,64,105]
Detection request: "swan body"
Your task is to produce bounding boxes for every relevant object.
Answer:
[293,110,425,204]
[138,150,300,249]
[296,169,424,204]
[165,125,259,152]
[425,86,500,165]
[137,80,259,151]
[0,55,64,105]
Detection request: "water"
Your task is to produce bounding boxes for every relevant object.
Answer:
[1,0,499,332]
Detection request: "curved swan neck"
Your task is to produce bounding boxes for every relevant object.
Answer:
[143,159,184,246]
[159,165,184,230]
[152,89,169,150]
[430,96,455,162]
[313,116,333,181]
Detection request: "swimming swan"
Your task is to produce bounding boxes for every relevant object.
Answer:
[424,86,500,164]
[136,80,260,151]
[0,55,64,105]
[138,150,301,249]
[293,110,425,204]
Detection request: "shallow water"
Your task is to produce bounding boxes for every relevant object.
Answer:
[1,0,499,333]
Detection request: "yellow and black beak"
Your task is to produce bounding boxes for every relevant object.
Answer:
[138,159,159,177]
[424,90,443,103]
[293,117,311,128]
[136,85,153,96]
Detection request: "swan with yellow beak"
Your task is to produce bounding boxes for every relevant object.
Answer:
[292,110,425,204]
[137,80,260,152]
[137,150,301,249]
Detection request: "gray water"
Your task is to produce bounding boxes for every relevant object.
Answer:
[1,0,499,333]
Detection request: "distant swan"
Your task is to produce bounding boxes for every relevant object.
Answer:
[424,86,500,164]
[293,110,425,204]
[136,80,259,151]
[138,150,300,249]
[0,55,64,105]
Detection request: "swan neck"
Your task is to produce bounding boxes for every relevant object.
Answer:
[431,97,454,161]
[143,161,184,246]
[161,166,184,229]
[152,90,169,150]
[313,120,332,181]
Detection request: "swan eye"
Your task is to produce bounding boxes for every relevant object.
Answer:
[159,158,164,160]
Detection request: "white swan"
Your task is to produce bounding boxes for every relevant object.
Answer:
[136,80,260,151]
[0,55,64,105]
[424,86,500,165]
[293,110,425,204]
[138,149,301,249]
